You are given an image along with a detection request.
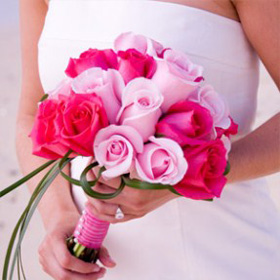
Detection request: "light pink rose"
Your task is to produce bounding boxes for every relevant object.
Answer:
[221,135,231,160]
[71,67,125,123]
[151,49,204,112]
[132,136,188,185]
[216,116,238,138]
[114,31,165,58]
[94,125,143,180]
[190,85,231,129]
[117,77,163,142]
[47,78,73,99]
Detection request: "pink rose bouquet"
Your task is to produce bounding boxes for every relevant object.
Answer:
[1,31,237,278]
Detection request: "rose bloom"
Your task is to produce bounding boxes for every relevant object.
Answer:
[47,77,73,99]
[117,77,163,142]
[94,125,143,180]
[132,136,188,185]
[71,67,125,123]
[190,85,231,130]
[65,48,119,78]
[216,116,238,138]
[151,49,204,112]
[117,48,157,84]
[29,99,69,160]
[174,139,228,200]
[56,93,108,156]
[156,100,214,147]
[114,31,165,58]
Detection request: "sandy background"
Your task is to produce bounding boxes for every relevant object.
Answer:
[0,1,279,279]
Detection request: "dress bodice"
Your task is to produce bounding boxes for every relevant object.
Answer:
[38,0,260,139]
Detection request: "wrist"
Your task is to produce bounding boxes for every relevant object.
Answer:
[39,203,80,231]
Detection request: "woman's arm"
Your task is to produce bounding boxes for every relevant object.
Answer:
[226,0,280,183]
[18,0,77,233]
[232,0,280,88]
[17,0,114,278]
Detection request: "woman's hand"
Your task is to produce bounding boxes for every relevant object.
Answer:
[38,210,116,280]
[86,171,179,224]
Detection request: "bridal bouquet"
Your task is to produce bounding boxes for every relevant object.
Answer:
[1,31,237,278]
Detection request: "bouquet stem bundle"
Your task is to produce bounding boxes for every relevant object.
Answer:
[67,208,110,263]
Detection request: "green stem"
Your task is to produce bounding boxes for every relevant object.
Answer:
[73,243,87,258]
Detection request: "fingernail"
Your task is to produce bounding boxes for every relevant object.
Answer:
[99,269,106,278]
[107,255,116,265]
[92,266,101,272]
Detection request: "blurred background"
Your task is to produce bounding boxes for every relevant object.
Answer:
[0,1,279,279]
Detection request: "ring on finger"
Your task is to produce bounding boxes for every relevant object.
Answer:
[115,206,125,220]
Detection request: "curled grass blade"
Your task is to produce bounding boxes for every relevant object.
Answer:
[18,246,26,280]
[80,163,125,199]
[58,152,101,187]
[0,160,55,198]
[122,177,171,190]
[9,160,70,280]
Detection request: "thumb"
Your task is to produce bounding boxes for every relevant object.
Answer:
[98,246,117,268]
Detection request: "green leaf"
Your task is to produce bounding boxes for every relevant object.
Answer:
[10,160,69,279]
[167,186,183,196]
[223,161,231,176]
[154,133,166,138]
[122,177,171,190]
[203,198,214,202]
[18,247,26,280]
[0,160,56,198]
[3,159,70,280]
[2,205,28,279]
[80,163,125,199]
[58,151,101,187]
[2,160,59,279]
[39,94,48,102]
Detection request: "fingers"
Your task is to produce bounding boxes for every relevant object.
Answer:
[51,233,101,274]
[98,247,117,268]
[88,168,122,189]
[86,199,118,216]
[86,200,138,223]
[38,234,107,280]
[39,249,106,280]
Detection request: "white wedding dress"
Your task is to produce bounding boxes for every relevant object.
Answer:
[38,1,280,279]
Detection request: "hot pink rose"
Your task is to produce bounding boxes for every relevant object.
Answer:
[156,101,214,147]
[114,31,165,58]
[65,48,118,78]
[151,49,204,112]
[56,93,108,156]
[190,85,231,130]
[117,77,163,142]
[94,125,143,180]
[216,116,238,138]
[71,67,125,123]
[29,99,69,160]
[132,136,188,185]
[117,48,157,84]
[174,139,228,200]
